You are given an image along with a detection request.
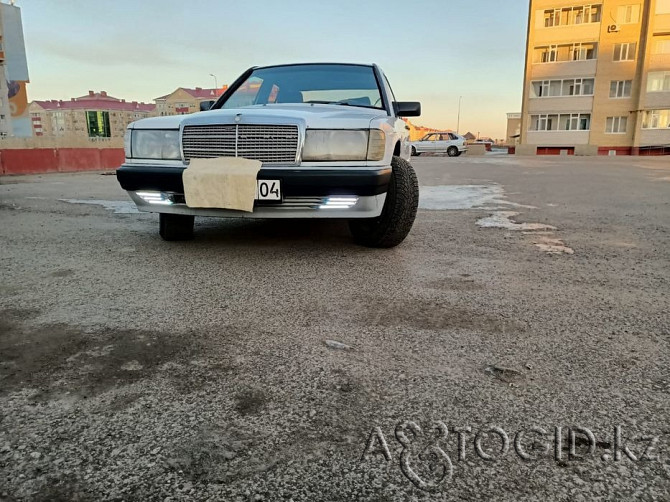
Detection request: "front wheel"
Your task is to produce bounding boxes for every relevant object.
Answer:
[447,146,459,157]
[349,156,419,248]
[159,213,194,241]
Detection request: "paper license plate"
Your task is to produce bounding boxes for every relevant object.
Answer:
[256,180,281,200]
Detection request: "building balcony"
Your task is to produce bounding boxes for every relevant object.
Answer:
[654,13,670,33]
[525,130,590,146]
[533,23,601,45]
[531,60,597,79]
[528,96,593,113]
[648,54,670,71]
[639,129,670,147]
[644,91,670,109]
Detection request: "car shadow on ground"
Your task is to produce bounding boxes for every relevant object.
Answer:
[187,218,361,249]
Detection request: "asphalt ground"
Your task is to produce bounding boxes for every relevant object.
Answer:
[1,154,669,501]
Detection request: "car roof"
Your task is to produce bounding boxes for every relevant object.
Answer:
[253,62,375,70]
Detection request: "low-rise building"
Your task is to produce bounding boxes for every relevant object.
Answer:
[506,113,522,145]
[154,87,226,116]
[29,91,155,139]
[402,118,450,141]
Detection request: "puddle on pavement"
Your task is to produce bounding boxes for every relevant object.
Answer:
[59,199,138,214]
[422,184,575,256]
[419,184,534,210]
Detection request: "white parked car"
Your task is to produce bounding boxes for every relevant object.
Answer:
[117,63,422,248]
[410,132,467,157]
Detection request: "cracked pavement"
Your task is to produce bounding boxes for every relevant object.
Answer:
[1,155,669,501]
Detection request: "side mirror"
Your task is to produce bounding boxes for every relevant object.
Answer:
[200,100,215,111]
[394,101,421,117]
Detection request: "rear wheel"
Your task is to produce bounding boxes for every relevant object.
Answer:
[159,213,194,241]
[411,146,420,156]
[349,156,419,248]
[447,146,458,157]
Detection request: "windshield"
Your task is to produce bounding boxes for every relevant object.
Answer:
[221,64,384,110]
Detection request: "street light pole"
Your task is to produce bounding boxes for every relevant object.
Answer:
[456,96,463,134]
[209,73,218,89]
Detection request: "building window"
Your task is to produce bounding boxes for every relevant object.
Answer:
[530,114,559,131]
[531,78,594,97]
[572,43,597,60]
[529,113,591,131]
[537,45,558,63]
[654,39,670,54]
[86,110,111,137]
[656,0,670,14]
[642,110,670,129]
[543,4,601,27]
[610,80,633,98]
[544,9,561,27]
[614,43,636,61]
[605,116,628,133]
[647,72,670,92]
[617,5,640,24]
[534,43,598,63]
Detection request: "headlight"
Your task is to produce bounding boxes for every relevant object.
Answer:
[123,129,131,158]
[130,130,180,160]
[302,129,386,162]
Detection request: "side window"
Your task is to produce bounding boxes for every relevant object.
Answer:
[448,133,458,140]
[425,134,436,141]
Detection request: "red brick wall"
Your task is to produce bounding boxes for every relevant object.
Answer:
[536,147,575,155]
[0,148,124,175]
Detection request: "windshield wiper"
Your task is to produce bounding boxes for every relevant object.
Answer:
[304,100,382,110]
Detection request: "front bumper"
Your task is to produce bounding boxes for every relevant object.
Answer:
[117,164,391,219]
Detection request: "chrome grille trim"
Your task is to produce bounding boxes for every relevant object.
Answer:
[258,196,360,209]
[182,124,299,165]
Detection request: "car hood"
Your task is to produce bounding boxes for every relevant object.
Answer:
[131,104,388,130]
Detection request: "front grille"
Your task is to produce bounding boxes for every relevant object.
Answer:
[182,124,299,165]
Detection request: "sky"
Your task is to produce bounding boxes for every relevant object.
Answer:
[18,0,529,139]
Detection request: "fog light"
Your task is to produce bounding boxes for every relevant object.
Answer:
[136,191,174,205]
[319,196,359,209]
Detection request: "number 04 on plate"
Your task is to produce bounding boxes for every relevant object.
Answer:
[256,180,281,200]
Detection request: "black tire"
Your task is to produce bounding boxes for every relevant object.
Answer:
[455,151,462,157]
[349,156,419,248]
[159,213,194,241]
[447,146,458,157]
[411,146,420,156]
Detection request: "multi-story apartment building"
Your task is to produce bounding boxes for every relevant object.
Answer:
[520,0,670,155]
[29,91,155,139]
